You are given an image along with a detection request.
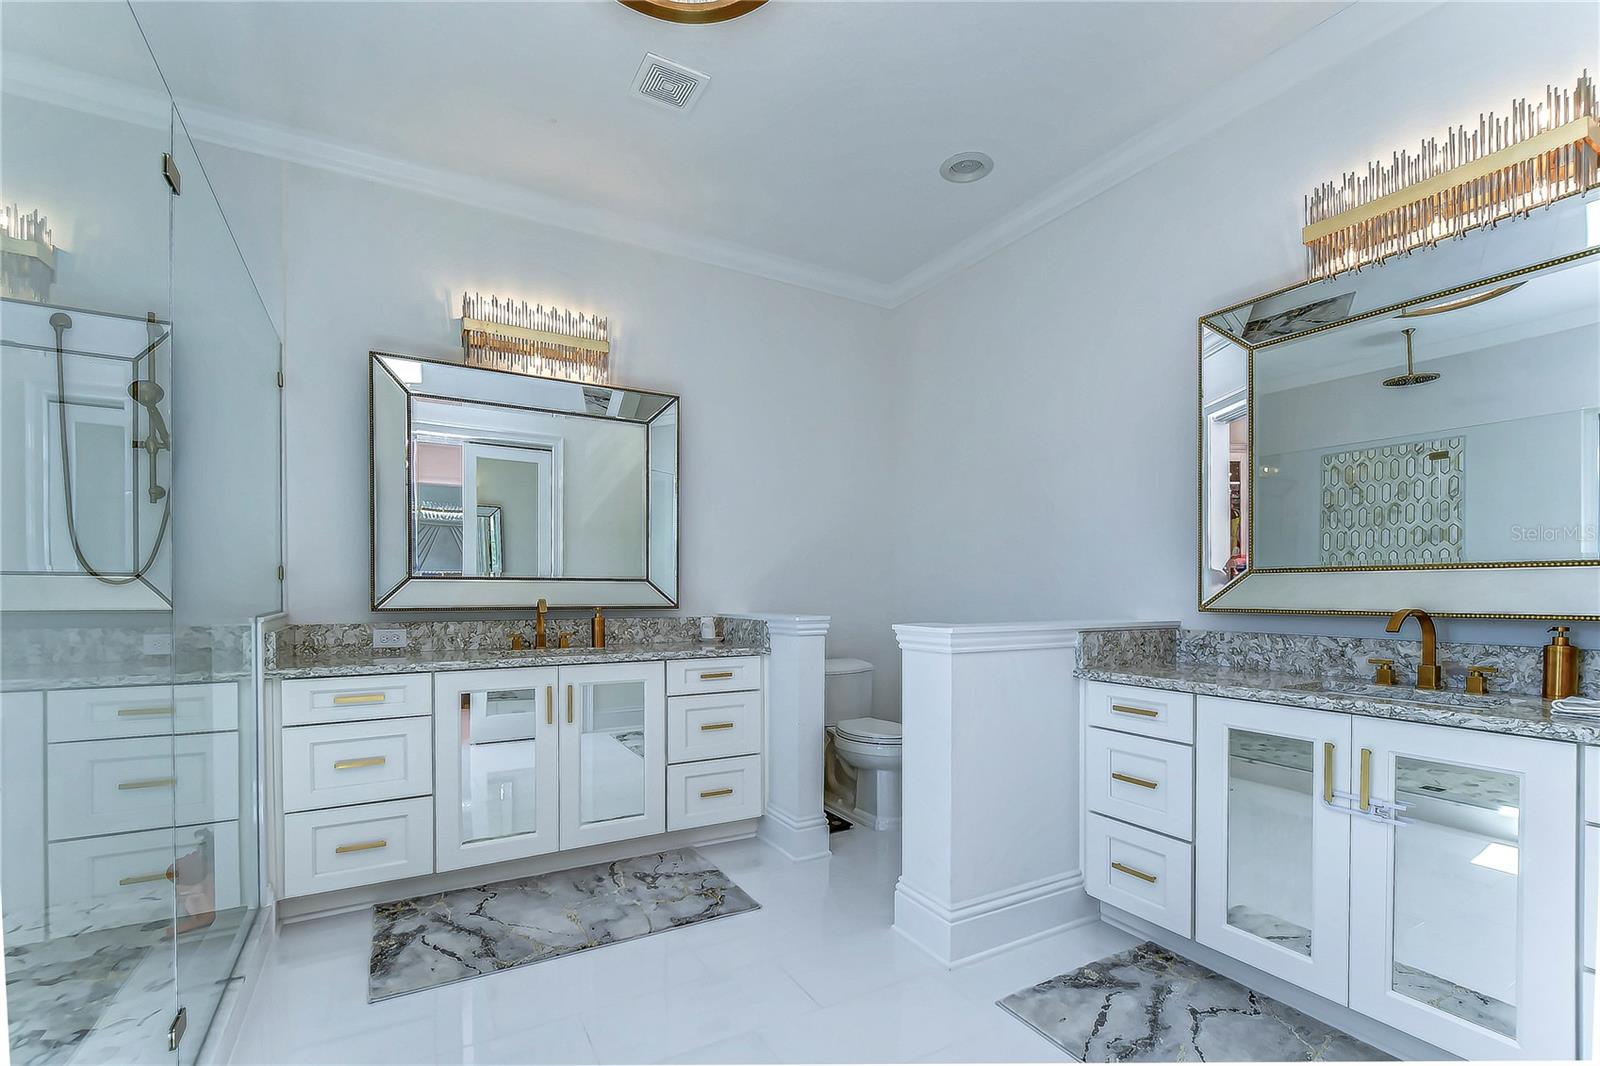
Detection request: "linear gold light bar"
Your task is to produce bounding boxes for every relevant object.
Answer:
[461,293,611,384]
[1304,72,1600,281]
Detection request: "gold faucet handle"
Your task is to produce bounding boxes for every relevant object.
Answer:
[1367,657,1396,686]
[1466,664,1497,695]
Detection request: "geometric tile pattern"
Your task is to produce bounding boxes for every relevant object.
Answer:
[1321,436,1464,565]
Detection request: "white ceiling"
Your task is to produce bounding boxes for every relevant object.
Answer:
[8,1,1367,304]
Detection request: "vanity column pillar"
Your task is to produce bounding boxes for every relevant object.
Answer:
[891,622,1102,966]
[741,613,831,861]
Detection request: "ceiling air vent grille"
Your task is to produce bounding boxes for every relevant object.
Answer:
[631,54,710,113]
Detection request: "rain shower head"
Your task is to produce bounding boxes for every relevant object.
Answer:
[1382,328,1440,388]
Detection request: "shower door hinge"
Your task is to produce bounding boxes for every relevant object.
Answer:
[277,564,285,581]
[162,152,182,196]
[276,370,284,388]
[167,1006,187,1051]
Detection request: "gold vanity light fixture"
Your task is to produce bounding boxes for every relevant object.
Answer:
[1303,71,1599,281]
[618,0,766,25]
[1,203,55,301]
[461,293,610,384]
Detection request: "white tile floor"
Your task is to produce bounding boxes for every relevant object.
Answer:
[230,828,1141,1065]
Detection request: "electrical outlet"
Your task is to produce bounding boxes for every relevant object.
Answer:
[371,628,408,650]
[143,633,173,656]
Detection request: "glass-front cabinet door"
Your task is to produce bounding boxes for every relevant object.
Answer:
[433,668,561,871]
[557,662,666,850]
[1348,719,1577,1059]
[1195,696,1352,1002]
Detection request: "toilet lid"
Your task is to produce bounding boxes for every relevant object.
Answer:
[836,717,902,743]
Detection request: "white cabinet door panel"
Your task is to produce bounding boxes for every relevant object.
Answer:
[665,657,761,697]
[282,797,433,898]
[281,673,432,727]
[282,717,432,813]
[1084,727,1194,840]
[1084,812,1193,937]
[666,755,762,830]
[559,662,665,850]
[1083,682,1195,744]
[667,690,761,764]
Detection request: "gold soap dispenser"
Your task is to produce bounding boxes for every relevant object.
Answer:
[592,607,606,649]
[1544,625,1578,699]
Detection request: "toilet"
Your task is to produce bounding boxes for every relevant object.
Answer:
[823,658,902,831]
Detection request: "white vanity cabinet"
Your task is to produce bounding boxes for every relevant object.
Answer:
[272,654,759,906]
[1083,680,1584,1061]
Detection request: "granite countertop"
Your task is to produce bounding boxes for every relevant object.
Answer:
[1078,662,1600,745]
[266,640,764,681]
[1,665,251,693]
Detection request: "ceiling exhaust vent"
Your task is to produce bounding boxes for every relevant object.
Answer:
[631,53,710,113]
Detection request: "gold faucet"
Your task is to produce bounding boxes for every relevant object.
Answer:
[1385,608,1441,690]
[534,598,549,649]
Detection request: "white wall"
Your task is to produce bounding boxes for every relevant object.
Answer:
[195,148,905,714]
[887,0,1600,655]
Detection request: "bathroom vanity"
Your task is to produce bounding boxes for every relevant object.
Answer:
[264,636,769,911]
[1076,662,1592,1061]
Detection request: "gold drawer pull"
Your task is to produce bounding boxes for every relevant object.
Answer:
[333,693,386,706]
[1110,704,1159,718]
[117,706,174,717]
[335,839,387,854]
[1323,743,1335,805]
[1111,861,1158,884]
[1359,748,1372,812]
[546,685,554,726]
[700,722,736,732]
[699,670,734,681]
[118,777,176,791]
[699,787,734,799]
[119,871,172,887]
[333,756,386,771]
[1111,771,1158,790]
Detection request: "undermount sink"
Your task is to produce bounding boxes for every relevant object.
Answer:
[1285,679,1517,710]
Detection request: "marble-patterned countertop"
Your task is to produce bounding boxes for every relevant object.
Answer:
[1078,663,1600,745]
[266,640,763,681]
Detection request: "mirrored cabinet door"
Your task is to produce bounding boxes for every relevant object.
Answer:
[1349,720,1577,1059]
[1195,696,1352,1002]
[557,662,665,850]
[434,668,561,871]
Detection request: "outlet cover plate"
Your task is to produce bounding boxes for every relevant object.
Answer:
[371,628,408,650]
[143,633,173,656]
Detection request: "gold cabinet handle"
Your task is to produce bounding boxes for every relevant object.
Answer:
[566,685,574,724]
[1110,771,1158,790]
[1111,861,1157,884]
[699,670,734,681]
[333,756,386,771]
[700,721,736,732]
[118,870,173,886]
[1359,748,1372,811]
[1111,704,1159,718]
[699,787,734,799]
[118,777,176,790]
[117,706,174,717]
[546,685,554,725]
[333,692,386,706]
[1323,743,1335,805]
[335,839,387,854]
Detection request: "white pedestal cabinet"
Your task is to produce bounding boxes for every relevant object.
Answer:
[1085,681,1583,1061]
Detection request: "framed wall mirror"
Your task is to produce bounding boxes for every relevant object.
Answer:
[371,352,678,609]
[1199,200,1600,620]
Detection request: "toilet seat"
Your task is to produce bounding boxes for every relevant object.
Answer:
[835,717,902,744]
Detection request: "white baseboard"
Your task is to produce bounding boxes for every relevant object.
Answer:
[1099,905,1455,1061]
[757,803,831,861]
[893,870,1093,967]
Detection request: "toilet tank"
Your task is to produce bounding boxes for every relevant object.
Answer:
[824,658,874,725]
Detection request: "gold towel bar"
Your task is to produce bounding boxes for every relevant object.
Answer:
[1111,861,1158,884]
[333,756,386,771]
[335,839,387,854]
[1111,772,1158,790]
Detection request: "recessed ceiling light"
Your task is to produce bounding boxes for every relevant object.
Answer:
[940,152,993,184]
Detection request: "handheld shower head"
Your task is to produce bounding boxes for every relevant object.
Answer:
[1382,328,1440,388]
[128,378,171,450]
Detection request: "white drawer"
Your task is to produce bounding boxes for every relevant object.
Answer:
[282,797,433,899]
[1084,812,1193,937]
[1083,681,1195,745]
[280,673,432,727]
[1586,746,1600,826]
[47,733,239,841]
[1586,824,1598,972]
[668,690,761,763]
[281,718,432,813]
[47,822,241,937]
[666,755,762,830]
[1085,727,1194,841]
[665,657,761,697]
[48,682,239,741]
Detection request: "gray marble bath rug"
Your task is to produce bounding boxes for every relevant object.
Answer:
[998,942,1391,1062]
[367,848,758,1001]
